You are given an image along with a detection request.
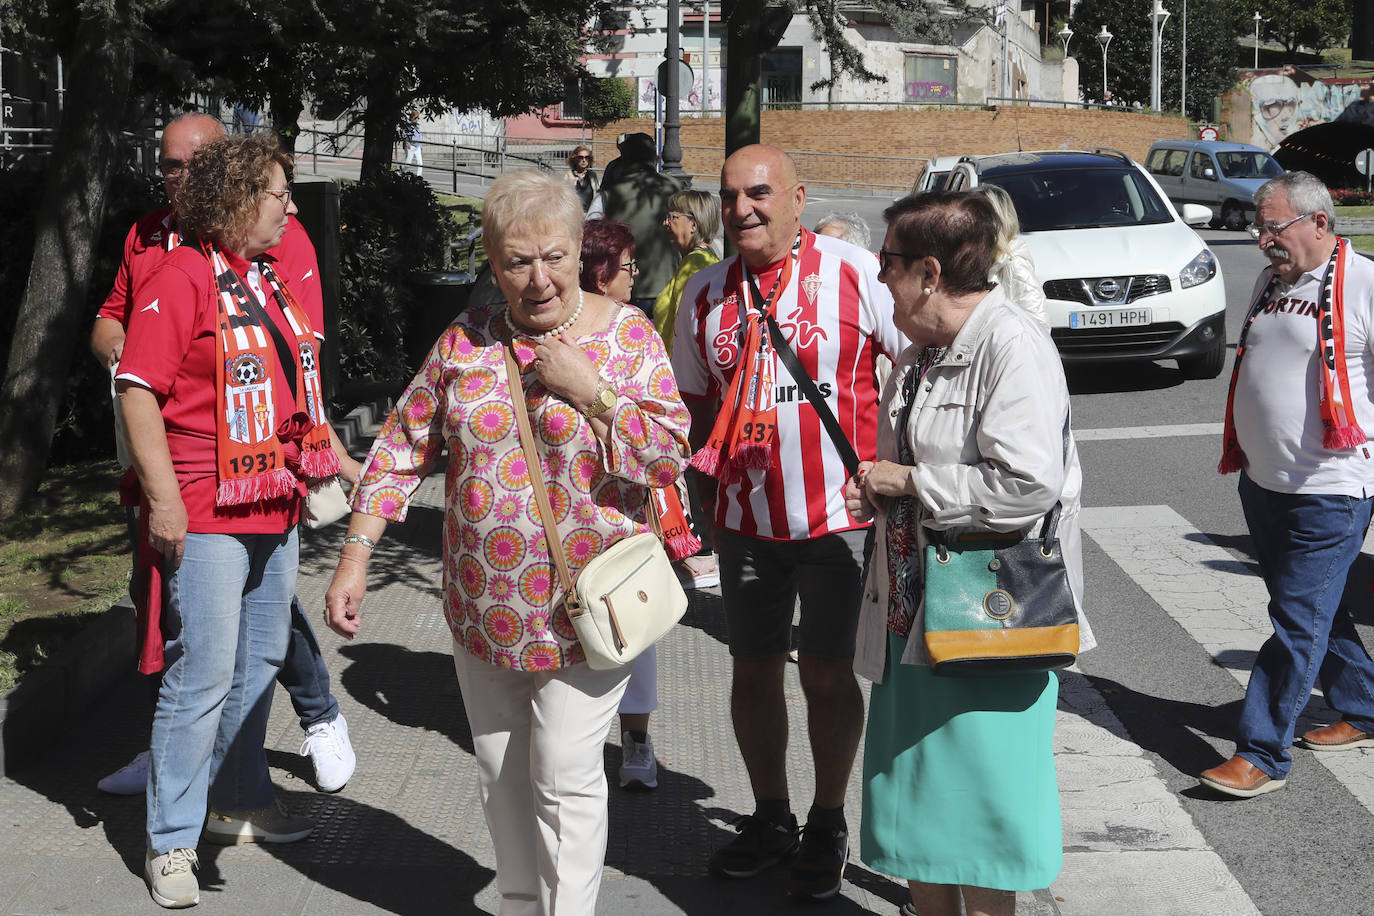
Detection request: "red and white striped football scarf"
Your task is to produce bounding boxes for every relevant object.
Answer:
[207,241,338,504]
[691,231,804,477]
[1220,237,1365,474]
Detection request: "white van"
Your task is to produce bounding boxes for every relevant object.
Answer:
[1145,140,1284,230]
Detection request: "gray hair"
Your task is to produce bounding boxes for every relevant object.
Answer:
[813,209,871,249]
[1254,171,1334,222]
[482,169,583,255]
[667,188,722,253]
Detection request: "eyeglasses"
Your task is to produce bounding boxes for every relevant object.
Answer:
[573,154,591,161]
[265,188,293,207]
[1248,212,1309,239]
[618,260,639,276]
[665,211,693,223]
[878,248,918,273]
[158,158,188,176]
[1258,98,1297,120]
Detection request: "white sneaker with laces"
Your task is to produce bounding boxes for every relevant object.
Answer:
[98,749,150,795]
[619,731,658,790]
[301,712,356,792]
[144,847,199,908]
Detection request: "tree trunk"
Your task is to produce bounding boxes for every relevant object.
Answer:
[271,88,303,156]
[725,0,764,155]
[0,4,135,517]
[360,85,402,188]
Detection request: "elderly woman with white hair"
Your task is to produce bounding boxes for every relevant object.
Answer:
[971,184,1048,326]
[325,169,690,914]
[814,208,872,250]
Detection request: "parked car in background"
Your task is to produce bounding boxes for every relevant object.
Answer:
[1145,140,1284,231]
[944,149,1228,379]
[910,156,962,194]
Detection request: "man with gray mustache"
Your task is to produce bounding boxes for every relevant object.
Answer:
[1200,171,1374,798]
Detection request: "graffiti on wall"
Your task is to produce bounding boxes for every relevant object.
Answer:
[1246,67,1372,148]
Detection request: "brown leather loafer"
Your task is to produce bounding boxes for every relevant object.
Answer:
[1198,755,1286,798]
[1296,720,1374,752]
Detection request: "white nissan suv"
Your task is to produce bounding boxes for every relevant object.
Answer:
[943,149,1227,378]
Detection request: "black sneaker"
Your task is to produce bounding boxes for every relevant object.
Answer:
[786,823,849,899]
[709,812,801,878]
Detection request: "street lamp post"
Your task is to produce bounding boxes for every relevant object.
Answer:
[1097,25,1113,102]
[1150,0,1171,111]
[1059,25,1074,57]
[1254,11,1264,70]
[1181,0,1187,116]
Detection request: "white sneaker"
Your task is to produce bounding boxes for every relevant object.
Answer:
[300,713,356,792]
[98,750,150,795]
[144,847,199,908]
[619,731,658,790]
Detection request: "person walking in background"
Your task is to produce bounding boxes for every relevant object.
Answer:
[403,110,423,178]
[654,189,723,590]
[844,190,1094,916]
[116,135,342,907]
[1200,171,1374,798]
[672,144,905,901]
[971,184,1048,326]
[813,209,871,250]
[566,145,599,212]
[325,171,690,915]
[587,132,682,316]
[578,218,664,792]
[89,112,358,803]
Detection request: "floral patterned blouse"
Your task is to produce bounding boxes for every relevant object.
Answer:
[351,301,691,671]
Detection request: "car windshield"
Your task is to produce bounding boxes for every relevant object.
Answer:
[1216,151,1284,179]
[986,168,1175,231]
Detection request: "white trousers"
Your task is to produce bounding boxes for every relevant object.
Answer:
[616,644,658,715]
[452,639,631,916]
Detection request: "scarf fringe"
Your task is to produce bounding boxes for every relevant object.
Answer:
[300,448,342,480]
[1325,423,1368,450]
[217,467,296,507]
[690,446,722,476]
[1217,450,1245,475]
[665,532,703,563]
[731,443,774,469]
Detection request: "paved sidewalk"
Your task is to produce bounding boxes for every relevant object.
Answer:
[0,456,1240,914]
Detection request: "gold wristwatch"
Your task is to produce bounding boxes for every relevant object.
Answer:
[582,377,617,419]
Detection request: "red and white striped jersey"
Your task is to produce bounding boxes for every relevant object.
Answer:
[672,230,906,541]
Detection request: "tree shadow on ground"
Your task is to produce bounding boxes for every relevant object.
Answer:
[10,670,492,915]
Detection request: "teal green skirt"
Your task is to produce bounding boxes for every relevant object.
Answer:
[860,631,1062,890]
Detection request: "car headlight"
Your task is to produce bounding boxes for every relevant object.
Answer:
[1179,249,1217,289]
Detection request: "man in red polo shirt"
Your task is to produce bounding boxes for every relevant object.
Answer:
[90,111,358,802]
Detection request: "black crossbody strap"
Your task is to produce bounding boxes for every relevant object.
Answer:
[764,313,860,476]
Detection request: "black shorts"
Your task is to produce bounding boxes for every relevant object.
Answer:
[716,528,870,661]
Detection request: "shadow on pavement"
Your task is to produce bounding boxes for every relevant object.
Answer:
[335,643,474,754]
[1065,361,1191,396]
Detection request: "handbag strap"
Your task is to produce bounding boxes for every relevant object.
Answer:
[499,339,665,601]
[763,312,861,476]
[501,342,576,597]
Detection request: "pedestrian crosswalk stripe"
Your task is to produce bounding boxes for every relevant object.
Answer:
[1075,423,1223,441]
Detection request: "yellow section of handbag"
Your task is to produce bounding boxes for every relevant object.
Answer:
[924,624,1079,665]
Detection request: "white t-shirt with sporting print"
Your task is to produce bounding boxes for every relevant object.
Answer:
[1234,244,1374,496]
[672,229,906,540]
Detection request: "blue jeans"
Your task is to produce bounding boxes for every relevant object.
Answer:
[147,530,297,853]
[1236,474,1374,778]
[280,597,339,729]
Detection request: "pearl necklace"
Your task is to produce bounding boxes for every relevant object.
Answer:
[509,288,583,341]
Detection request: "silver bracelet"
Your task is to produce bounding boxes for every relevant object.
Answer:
[342,533,376,551]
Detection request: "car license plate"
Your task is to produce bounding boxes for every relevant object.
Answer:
[1068,308,1151,329]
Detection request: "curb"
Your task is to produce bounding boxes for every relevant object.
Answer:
[0,395,395,778]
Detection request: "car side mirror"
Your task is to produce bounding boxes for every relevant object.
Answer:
[1180,203,1212,226]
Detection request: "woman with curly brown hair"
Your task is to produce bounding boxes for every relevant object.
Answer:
[116,134,341,907]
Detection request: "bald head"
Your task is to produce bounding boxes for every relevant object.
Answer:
[160,113,227,200]
[720,144,806,268]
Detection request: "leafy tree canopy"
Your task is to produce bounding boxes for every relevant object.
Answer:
[1260,0,1352,55]
[1069,0,1248,120]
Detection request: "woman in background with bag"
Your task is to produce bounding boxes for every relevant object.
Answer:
[842,190,1095,916]
[325,170,690,915]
